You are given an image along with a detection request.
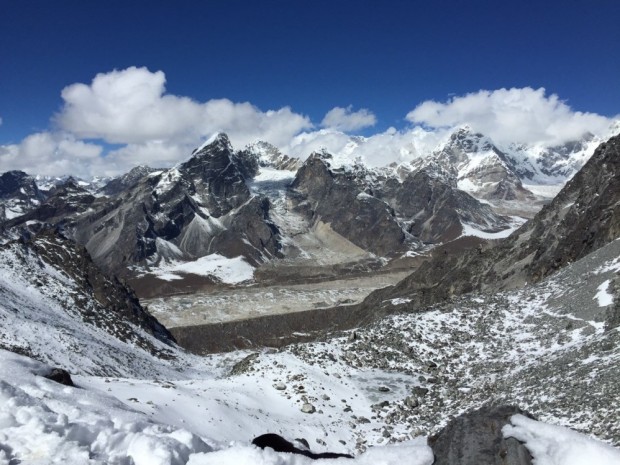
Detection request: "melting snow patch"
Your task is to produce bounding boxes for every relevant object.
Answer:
[152,255,255,284]
[503,414,620,465]
[594,280,614,307]
[460,216,526,240]
[390,298,412,305]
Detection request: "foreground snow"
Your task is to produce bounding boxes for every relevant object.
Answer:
[0,349,434,464]
[505,415,620,465]
[2,349,618,465]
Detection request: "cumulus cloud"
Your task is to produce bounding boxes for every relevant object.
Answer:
[4,72,617,178]
[0,132,105,178]
[55,66,312,149]
[406,87,614,146]
[321,106,376,132]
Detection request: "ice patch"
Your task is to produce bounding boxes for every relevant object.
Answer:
[460,216,526,240]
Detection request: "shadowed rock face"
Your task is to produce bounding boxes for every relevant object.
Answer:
[291,153,407,257]
[429,405,533,465]
[291,152,510,255]
[6,134,282,276]
[0,170,46,221]
[364,134,620,311]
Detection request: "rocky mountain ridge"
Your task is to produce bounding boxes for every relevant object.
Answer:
[362,133,620,315]
[1,133,519,284]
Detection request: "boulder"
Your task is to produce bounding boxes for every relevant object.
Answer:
[429,405,533,465]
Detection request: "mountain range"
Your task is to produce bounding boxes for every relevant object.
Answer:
[2,125,612,290]
[0,121,619,464]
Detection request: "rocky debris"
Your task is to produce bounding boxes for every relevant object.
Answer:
[42,368,75,387]
[279,237,620,447]
[229,352,260,376]
[301,403,316,414]
[429,405,534,465]
[605,277,620,331]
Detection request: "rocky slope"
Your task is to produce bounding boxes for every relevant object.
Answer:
[290,150,511,255]
[0,229,183,377]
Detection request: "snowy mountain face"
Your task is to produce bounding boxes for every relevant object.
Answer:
[363,133,620,317]
[0,229,178,378]
[427,127,534,203]
[0,170,44,221]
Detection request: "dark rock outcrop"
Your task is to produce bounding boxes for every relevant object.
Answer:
[8,134,281,276]
[429,405,533,465]
[98,165,158,196]
[252,433,353,459]
[291,153,407,256]
[381,167,509,242]
[0,170,46,222]
[43,368,75,387]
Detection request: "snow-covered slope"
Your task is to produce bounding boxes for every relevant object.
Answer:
[0,230,180,378]
[1,191,620,463]
[2,233,620,463]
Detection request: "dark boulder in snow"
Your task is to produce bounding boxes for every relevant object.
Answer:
[43,368,75,387]
[252,433,353,459]
[429,405,533,465]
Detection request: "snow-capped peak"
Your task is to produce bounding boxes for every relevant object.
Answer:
[193,132,233,155]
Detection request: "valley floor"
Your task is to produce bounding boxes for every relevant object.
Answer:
[144,270,411,327]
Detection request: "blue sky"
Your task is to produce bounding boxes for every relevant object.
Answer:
[0,0,618,176]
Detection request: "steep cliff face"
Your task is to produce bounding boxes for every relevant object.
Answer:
[291,151,511,253]
[291,153,408,256]
[7,134,282,275]
[365,134,620,309]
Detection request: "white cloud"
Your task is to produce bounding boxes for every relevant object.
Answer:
[406,87,615,146]
[321,106,376,131]
[3,74,617,178]
[0,132,105,178]
[55,66,312,149]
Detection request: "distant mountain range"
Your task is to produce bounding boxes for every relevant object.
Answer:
[0,125,616,286]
